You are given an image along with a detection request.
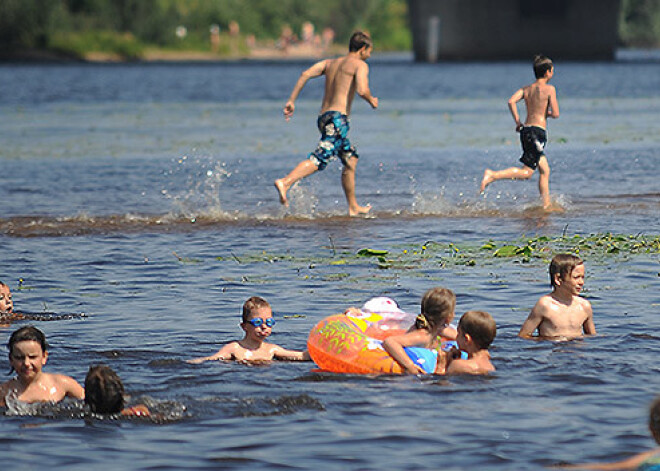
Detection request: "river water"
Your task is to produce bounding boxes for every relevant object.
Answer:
[0,52,659,470]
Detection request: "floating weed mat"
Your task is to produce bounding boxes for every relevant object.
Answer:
[215,233,660,274]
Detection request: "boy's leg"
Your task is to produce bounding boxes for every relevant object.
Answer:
[537,156,551,209]
[275,159,319,206]
[341,156,371,216]
[480,166,534,192]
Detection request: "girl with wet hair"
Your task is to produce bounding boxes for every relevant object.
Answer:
[383,287,457,374]
[0,326,84,406]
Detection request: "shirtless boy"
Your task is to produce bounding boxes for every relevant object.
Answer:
[275,31,378,216]
[0,326,84,406]
[480,54,560,210]
[518,254,595,340]
[437,311,496,375]
[187,296,310,364]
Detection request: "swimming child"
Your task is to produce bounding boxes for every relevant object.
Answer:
[382,287,457,374]
[85,364,149,417]
[0,281,14,314]
[187,296,311,364]
[274,31,378,216]
[519,253,595,340]
[0,326,84,406]
[555,395,660,470]
[436,311,496,375]
[480,54,560,210]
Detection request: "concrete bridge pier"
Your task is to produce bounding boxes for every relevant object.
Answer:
[407,0,622,61]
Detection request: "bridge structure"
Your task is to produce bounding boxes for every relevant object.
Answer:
[407,0,622,61]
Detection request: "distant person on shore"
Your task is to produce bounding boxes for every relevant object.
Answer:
[85,365,149,417]
[0,326,84,406]
[274,31,379,216]
[436,310,496,375]
[187,296,310,364]
[554,396,660,470]
[480,54,560,211]
[518,254,595,340]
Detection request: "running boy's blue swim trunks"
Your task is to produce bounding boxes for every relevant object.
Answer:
[519,125,547,170]
[308,111,358,171]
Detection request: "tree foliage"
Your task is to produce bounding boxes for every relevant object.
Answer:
[1,0,659,59]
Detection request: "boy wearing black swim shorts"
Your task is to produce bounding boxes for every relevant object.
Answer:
[480,55,560,210]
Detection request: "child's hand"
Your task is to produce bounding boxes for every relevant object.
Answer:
[186,358,206,364]
[344,307,361,316]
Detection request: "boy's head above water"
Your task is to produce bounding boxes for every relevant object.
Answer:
[457,311,496,350]
[0,281,13,313]
[549,253,584,289]
[85,364,125,414]
[241,296,275,341]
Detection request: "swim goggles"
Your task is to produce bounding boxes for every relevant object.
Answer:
[246,317,276,328]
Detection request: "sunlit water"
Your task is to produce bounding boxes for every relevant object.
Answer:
[0,53,659,470]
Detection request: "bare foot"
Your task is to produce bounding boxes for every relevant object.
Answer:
[348,204,372,217]
[479,169,494,193]
[543,201,564,213]
[274,179,289,206]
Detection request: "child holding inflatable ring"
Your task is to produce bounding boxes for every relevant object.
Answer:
[187,296,310,364]
[382,287,457,374]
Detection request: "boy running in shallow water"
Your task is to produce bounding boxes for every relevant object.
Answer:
[0,326,84,406]
[480,54,560,210]
[519,254,595,340]
[275,31,378,216]
[187,296,310,364]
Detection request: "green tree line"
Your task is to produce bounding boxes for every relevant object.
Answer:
[0,0,658,60]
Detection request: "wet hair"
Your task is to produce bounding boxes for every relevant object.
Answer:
[7,326,49,374]
[458,311,496,350]
[85,364,125,414]
[8,326,48,357]
[649,396,660,444]
[533,54,553,79]
[549,253,583,287]
[0,281,7,288]
[241,296,271,323]
[349,31,372,52]
[416,287,456,331]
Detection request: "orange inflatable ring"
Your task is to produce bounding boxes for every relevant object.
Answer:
[308,309,440,374]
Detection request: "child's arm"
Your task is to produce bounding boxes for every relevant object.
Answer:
[122,404,150,417]
[547,85,560,119]
[382,330,430,374]
[518,299,546,339]
[52,374,84,400]
[284,59,327,120]
[508,88,524,131]
[582,300,596,335]
[186,342,236,364]
[271,345,311,361]
[552,448,658,470]
[439,324,457,340]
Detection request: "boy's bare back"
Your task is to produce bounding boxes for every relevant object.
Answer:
[320,55,369,115]
[520,293,594,339]
[521,80,559,129]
